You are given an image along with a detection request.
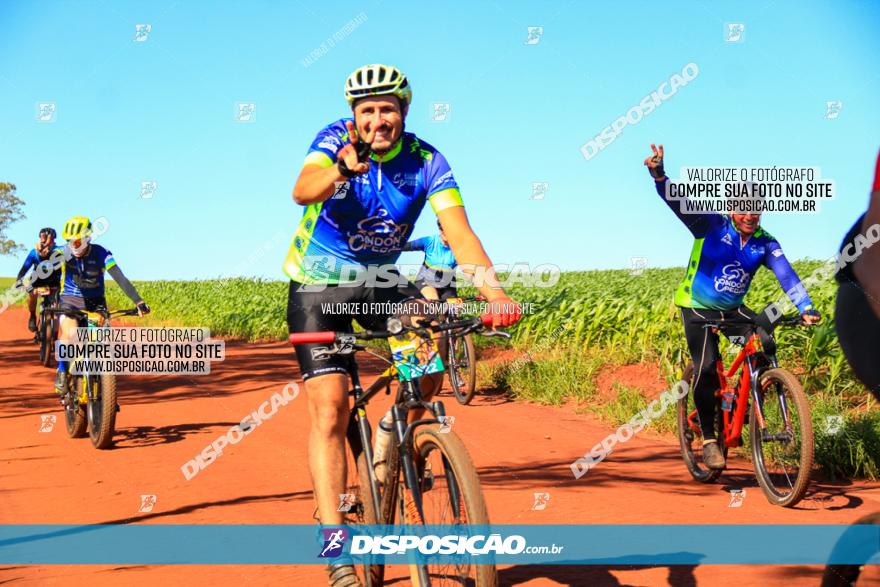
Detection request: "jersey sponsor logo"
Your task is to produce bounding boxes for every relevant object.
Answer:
[749,244,763,255]
[430,170,454,191]
[317,135,342,154]
[332,181,350,199]
[771,249,784,258]
[392,172,418,189]
[714,261,751,295]
[721,233,733,246]
[347,210,409,254]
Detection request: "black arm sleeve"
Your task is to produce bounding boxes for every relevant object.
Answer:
[106,264,143,303]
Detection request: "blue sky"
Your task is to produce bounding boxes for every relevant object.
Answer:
[1,0,878,280]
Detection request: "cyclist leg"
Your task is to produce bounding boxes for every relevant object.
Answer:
[54,295,87,391]
[288,281,359,526]
[680,307,723,439]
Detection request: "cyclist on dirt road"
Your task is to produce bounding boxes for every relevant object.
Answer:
[286,63,521,586]
[53,216,150,395]
[836,149,880,401]
[645,144,821,470]
[14,227,62,334]
[405,219,460,302]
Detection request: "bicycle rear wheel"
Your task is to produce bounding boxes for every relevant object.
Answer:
[405,424,497,587]
[87,373,117,449]
[447,334,477,405]
[676,362,726,483]
[751,367,813,507]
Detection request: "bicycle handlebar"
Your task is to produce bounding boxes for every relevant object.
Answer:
[289,314,496,347]
[47,308,141,318]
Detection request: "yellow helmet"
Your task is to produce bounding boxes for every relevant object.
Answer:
[344,64,412,108]
[61,216,92,241]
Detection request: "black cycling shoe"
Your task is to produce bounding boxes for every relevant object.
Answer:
[327,563,362,587]
[28,316,37,332]
[702,441,726,470]
[54,372,68,395]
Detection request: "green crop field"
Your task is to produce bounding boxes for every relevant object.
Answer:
[3,260,877,478]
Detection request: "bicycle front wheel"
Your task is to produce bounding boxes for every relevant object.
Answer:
[447,334,477,405]
[750,367,813,507]
[39,312,53,367]
[65,376,87,438]
[87,373,117,449]
[342,418,382,587]
[407,424,496,587]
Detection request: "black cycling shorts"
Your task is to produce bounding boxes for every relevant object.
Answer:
[286,279,422,380]
[413,265,458,302]
[836,213,880,400]
[58,295,107,313]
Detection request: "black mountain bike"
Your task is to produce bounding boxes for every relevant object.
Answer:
[33,286,59,367]
[290,313,508,586]
[49,307,140,449]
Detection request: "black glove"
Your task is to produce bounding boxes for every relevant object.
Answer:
[337,140,372,178]
[647,154,666,180]
[136,301,151,316]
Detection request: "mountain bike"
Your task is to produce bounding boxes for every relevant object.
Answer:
[290,312,508,586]
[676,314,814,507]
[442,296,481,405]
[33,286,59,367]
[49,307,140,449]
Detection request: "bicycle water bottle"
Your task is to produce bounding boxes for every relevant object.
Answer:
[373,410,394,467]
[721,391,734,412]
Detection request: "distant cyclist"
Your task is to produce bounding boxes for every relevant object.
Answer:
[286,64,520,586]
[836,149,880,400]
[645,144,820,470]
[405,219,459,301]
[15,227,62,333]
[53,216,150,394]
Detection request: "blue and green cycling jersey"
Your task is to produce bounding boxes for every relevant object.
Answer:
[283,118,464,284]
[655,179,813,313]
[17,246,62,287]
[60,244,117,299]
[404,235,457,271]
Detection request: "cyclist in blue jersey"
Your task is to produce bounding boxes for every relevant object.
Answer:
[405,219,459,301]
[286,64,520,584]
[15,227,62,333]
[645,144,820,470]
[53,216,150,394]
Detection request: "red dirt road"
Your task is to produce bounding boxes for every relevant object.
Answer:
[1,307,878,586]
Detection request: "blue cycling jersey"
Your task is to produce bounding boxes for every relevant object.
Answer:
[17,247,62,287]
[655,179,813,313]
[60,244,117,299]
[405,235,457,271]
[283,119,464,284]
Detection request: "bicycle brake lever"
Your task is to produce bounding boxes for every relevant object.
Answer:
[310,335,358,359]
[482,330,511,339]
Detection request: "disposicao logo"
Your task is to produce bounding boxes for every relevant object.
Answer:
[319,528,349,558]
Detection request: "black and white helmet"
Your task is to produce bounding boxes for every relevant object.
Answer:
[344,64,412,108]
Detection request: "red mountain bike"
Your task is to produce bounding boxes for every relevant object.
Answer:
[677,315,814,507]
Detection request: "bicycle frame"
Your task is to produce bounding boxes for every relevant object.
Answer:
[686,329,788,448]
